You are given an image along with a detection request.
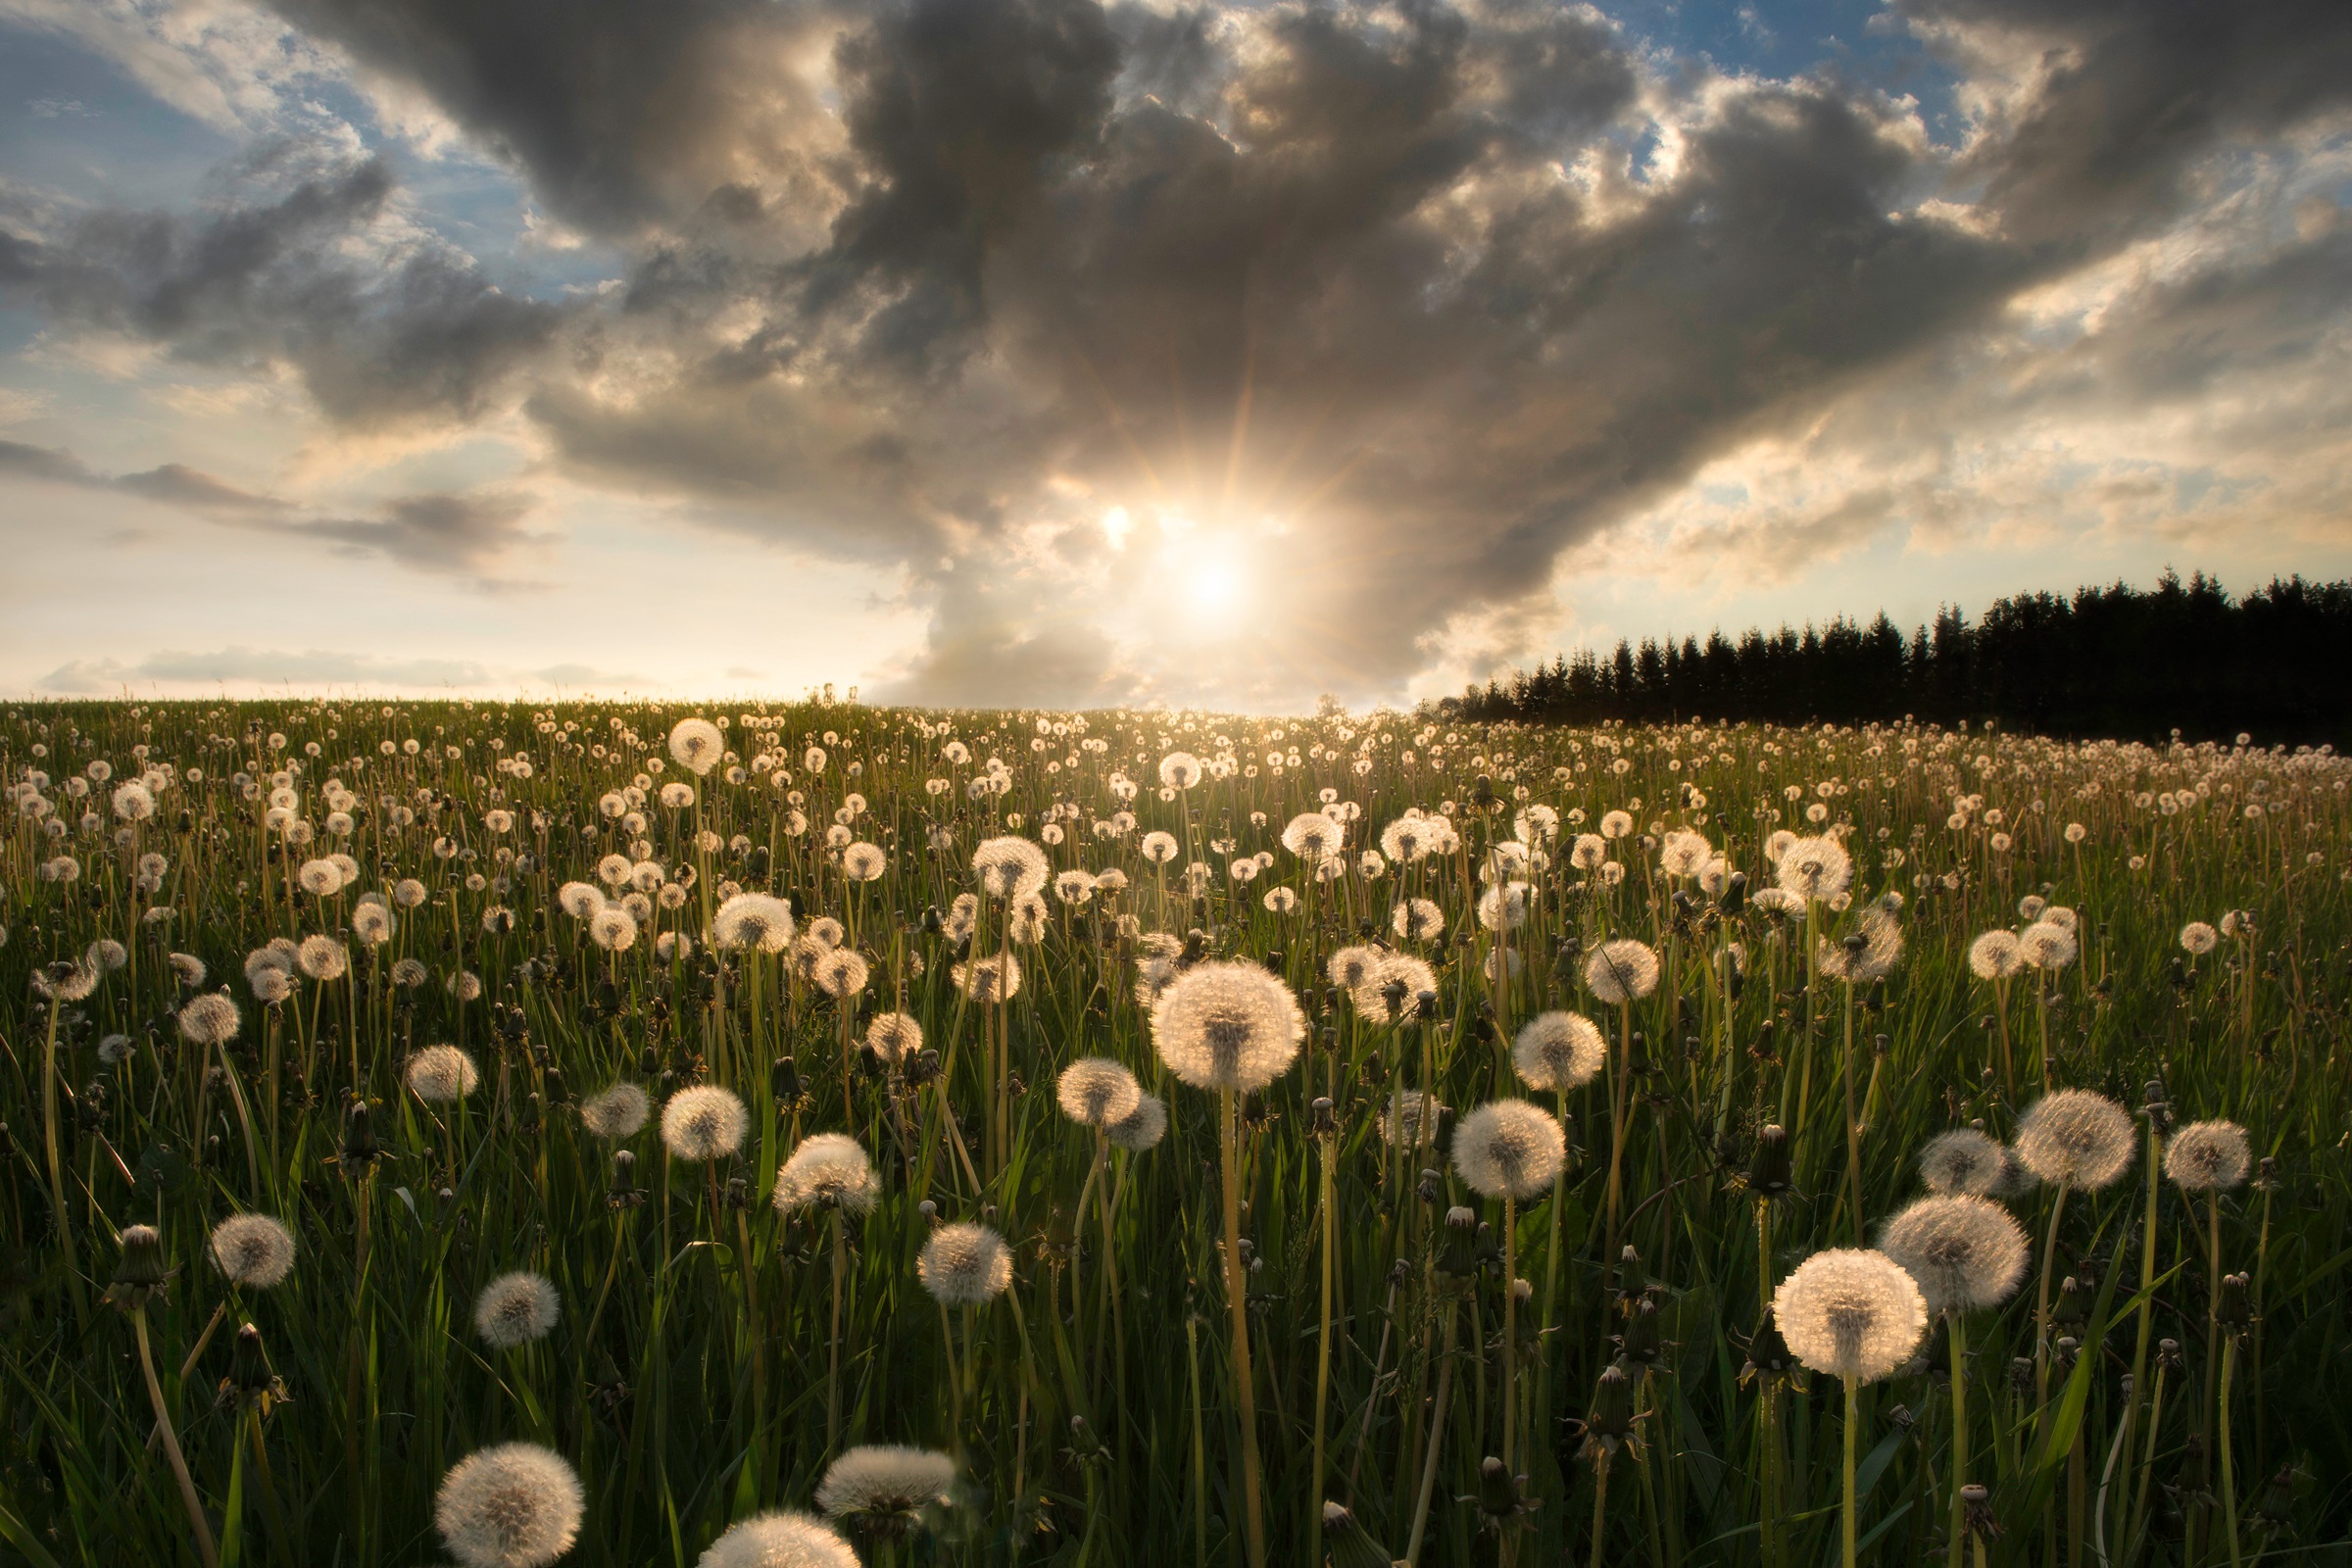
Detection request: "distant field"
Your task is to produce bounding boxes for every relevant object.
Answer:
[3,700,2346,1566]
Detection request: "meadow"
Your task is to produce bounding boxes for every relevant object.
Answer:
[1,698,2346,1567]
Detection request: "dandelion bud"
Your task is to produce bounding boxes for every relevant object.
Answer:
[1745,1124,1793,1199]
[228,1321,277,1400]
[1439,1205,1482,1277]
[1476,1456,1521,1519]
[1959,1485,1999,1543]
[341,1102,379,1171]
[1620,1295,1662,1367]
[2053,1275,2089,1328]
[609,1150,643,1209]
[1742,1309,1794,1379]
[1586,1361,1636,1446]
[110,1223,170,1304]
[2217,1272,2251,1329]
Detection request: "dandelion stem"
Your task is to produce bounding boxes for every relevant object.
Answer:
[133,1304,220,1568]
[1218,1085,1267,1568]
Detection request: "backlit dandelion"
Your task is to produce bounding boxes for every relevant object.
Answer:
[773,1132,879,1214]
[1772,1249,1925,1385]
[1107,1092,1169,1152]
[177,993,240,1048]
[210,1214,295,1289]
[2015,1090,2134,1190]
[1583,939,1660,1004]
[1058,1056,1143,1128]
[474,1271,561,1348]
[2165,1120,2251,1192]
[1967,930,2025,980]
[434,1442,583,1568]
[971,836,1050,900]
[1450,1101,1566,1200]
[1879,1196,2029,1315]
[918,1222,1012,1304]
[815,1445,955,1539]
[697,1511,858,1568]
[661,1085,748,1162]
[580,1083,651,1140]
[408,1045,479,1104]
[1918,1129,2007,1196]
[1151,960,1305,1093]
[1513,1011,1605,1092]
[668,718,724,776]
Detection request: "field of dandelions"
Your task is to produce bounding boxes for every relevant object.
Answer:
[2,702,2349,1568]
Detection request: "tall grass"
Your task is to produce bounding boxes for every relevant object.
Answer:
[1,699,2346,1564]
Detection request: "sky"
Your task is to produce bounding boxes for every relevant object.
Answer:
[1,0,2348,710]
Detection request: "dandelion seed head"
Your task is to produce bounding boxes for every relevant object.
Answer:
[774,1133,879,1215]
[2179,921,2219,956]
[1918,1128,2007,1196]
[210,1213,295,1289]
[1391,898,1444,943]
[1327,945,1383,992]
[952,952,1021,1004]
[1967,930,2025,981]
[1771,1249,1927,1385]
[1057,1056,1143,1128]
[668,718,724,776]
[713,892,797,953]
[580,1083,651,1141]
[297,934,348,981]
[813,948,869,999]
[1513,1011,1605,1092]
[474,1271,561,1348]
[1879,1196,2029,1315]
[1151,960,1304,1093]
[1583,939,1660,1004]
[1775,836,1853,902]
[696,1510,858,1568]
[434,1442,584,1568]
[864,1011,923,1064]
[178,993,241,1048]
[814,1445,955,1538]
[918,1222,1012,1304]
[1106,1092,1168,1152]
[661,1085,748,1162]
[2017,919,2078,971]
[971,836,1050,900]
[2014,1090,2134,1190]
[1451,1100,1565,1200]
[588,906,638,953]
[407,1045,479,1104]
[2164,1120,2251,1192]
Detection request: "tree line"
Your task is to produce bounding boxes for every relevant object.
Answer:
[1446,571,2352,745]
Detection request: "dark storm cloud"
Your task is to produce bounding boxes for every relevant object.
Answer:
[1898,0,2352,247]
[0,154,563,425]
[16,0,2352,701]
[0,437,541,583]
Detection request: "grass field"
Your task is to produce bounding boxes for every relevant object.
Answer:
[2,700,2346,1566]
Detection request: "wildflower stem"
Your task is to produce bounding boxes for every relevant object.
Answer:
[1218,1085,1267,1568]
[1841,1377,1859,1568]
[1948,1312,1969,1559]
[133,1304,220,1568]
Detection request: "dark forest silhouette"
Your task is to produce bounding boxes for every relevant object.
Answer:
[1448,571,2352,745]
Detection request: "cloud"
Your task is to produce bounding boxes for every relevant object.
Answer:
[31,647,649,694]
[0,436,548,583]
[0,150,564,426]
[9,0,2352,704]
